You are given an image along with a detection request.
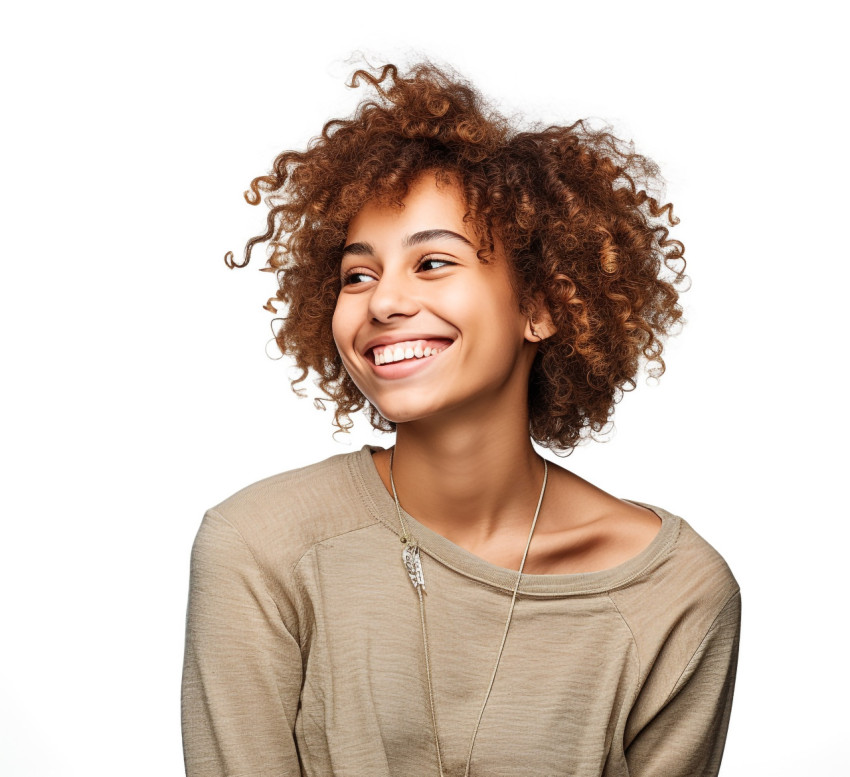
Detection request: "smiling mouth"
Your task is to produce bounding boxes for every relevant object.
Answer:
[370,338,454,366]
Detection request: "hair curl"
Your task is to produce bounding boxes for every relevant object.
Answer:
[227,61,688,453]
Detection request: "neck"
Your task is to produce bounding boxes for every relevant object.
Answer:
[386,401,545,544]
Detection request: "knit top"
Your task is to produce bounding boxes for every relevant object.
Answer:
[182,444,740,776]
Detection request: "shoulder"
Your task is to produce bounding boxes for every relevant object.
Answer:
[197,448,382,574]
[609,503,740,671]
[618,503,738,604]
[669,513,738,592]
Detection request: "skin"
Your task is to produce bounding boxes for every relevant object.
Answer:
[332,171,661,574]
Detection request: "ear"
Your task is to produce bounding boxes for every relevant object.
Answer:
[524,295,557,342]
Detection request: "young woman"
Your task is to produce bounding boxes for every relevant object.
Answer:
[182,63,740,777]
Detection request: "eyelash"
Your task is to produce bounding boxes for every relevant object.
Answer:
[419,256,454,272]
[341,256,455,285]
[341,270,373,286]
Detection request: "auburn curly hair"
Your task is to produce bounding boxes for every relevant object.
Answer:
[226,62,687,453]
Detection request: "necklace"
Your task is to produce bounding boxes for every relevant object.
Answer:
[389,449,549,777]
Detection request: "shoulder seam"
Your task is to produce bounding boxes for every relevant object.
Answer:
[290,520,387,574]
[211,450,384,577]
[663,588,742,706]
[205,508,299,644]
[607,592,643,707]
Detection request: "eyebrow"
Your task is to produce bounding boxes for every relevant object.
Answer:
[341,229,474,258]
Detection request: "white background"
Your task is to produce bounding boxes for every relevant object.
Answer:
[2,1,847,774]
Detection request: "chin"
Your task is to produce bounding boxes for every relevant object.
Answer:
[367,395,451,426]
[371,404,432,426]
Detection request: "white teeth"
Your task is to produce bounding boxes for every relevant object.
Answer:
[372,339,450,365]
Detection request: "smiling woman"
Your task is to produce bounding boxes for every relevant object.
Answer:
[182,62,740,777]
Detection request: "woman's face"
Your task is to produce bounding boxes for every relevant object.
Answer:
[332,171,538,426]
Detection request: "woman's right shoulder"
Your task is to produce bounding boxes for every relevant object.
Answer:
[194,447,382,571]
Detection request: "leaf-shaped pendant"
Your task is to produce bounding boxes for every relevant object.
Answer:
[402,542,425,590]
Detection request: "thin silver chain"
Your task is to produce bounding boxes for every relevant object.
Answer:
[389,449,548,777]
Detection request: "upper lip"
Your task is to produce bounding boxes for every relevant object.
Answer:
[361,333,456,356]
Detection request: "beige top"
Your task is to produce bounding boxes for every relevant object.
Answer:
[182,445,741,777]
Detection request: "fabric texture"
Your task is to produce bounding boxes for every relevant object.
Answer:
[182,444,740,777]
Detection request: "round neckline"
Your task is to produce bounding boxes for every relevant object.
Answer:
[352,444,681,597]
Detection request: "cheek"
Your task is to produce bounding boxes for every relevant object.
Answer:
[330,301,353,359]
[332,286,357,325]
[453,279,525,343]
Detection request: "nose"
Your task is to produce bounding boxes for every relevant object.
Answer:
[367,268,420,323]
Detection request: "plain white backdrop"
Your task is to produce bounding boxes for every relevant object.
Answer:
[2,1,847,774]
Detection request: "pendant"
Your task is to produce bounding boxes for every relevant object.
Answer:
[402,542,426,590]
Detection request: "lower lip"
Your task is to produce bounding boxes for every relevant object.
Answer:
[368,344,452,380]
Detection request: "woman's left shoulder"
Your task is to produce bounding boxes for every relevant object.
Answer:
[612,499,740,619]
[651,503,737,588]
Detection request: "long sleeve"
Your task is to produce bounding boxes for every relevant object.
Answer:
[625,590,741,776]
[181,509,304,777]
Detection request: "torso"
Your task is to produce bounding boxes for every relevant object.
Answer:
[184,446,739,777]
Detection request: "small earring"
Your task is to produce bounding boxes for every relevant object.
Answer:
[529,319,540,340]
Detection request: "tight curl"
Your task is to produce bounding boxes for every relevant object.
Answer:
[227,62,688,453]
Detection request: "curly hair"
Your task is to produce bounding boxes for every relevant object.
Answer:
[226,62,687,453]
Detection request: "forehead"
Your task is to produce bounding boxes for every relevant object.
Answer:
[345,172,473,244]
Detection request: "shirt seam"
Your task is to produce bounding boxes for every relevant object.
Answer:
[607,591,643,702]
[290,521,388,574]
[206,508,300,646]
[662,587,742,706]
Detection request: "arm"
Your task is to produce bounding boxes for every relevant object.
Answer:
[181,510,304,777]
[625,591,741,776]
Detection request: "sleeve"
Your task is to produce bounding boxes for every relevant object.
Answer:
[625,590,741,777]
[181,509,304,777]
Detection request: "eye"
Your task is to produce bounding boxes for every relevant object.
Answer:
[417,256,455,272]
[341,269,375,285]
